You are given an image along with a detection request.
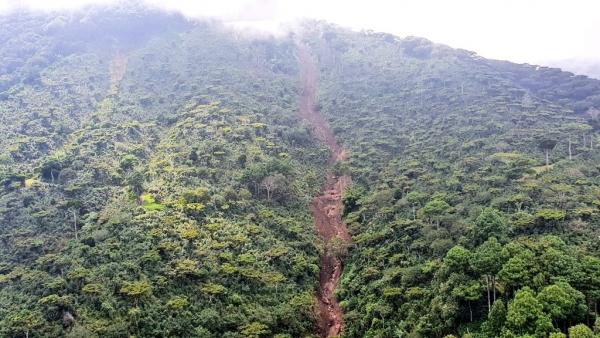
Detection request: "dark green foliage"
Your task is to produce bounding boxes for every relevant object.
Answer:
[471,208,508,245]
[481,300,506,337]
[332,160,350,176]
[538,139,558,151]
[444,245,471,271]
[341,185,365,215]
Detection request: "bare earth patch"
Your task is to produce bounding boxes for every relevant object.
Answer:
[297,43,351,338]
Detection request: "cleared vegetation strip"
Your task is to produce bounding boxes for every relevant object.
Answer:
[297,42,351,337]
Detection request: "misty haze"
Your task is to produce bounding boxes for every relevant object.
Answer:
[0,1,599,338]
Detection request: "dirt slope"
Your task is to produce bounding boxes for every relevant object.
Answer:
[297,43,351,338]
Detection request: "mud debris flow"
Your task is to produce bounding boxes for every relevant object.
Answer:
[297,43,352,338]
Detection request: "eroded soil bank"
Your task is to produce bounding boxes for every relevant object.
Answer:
[297,43,352,338]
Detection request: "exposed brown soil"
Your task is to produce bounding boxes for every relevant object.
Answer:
[297,42,351,338]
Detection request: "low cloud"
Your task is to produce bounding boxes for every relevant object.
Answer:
[1,0,599,70]
[0,0,116,12]
[545,59,600,79]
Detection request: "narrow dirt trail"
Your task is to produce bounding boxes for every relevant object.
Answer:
[297,43,352,337]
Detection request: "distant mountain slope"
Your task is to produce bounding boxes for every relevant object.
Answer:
[544,58,600,80]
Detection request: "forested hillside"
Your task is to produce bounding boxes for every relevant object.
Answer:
[2,3,600,338]
[0,4,329,337]
[301,23,600,337]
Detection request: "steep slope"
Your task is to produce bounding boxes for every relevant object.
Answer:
[301,23,600,337]
[0,6,329,337]
[3,5,600,338]
[297,43,351,337]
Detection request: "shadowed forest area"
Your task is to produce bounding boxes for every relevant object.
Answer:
[1,3,600,338]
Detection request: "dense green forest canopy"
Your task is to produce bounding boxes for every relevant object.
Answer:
[1,3,600,338]
[301,23,600,338]
[0,4,327,337]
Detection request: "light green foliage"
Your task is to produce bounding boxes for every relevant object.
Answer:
[170,259,199,277]
[120,154,139,170]
[261,272,286,285]
[120,281,151,297]
[201,283,226,295]
[6,310,44,337]
[568,324,595,338]
[38,294,73,307]
[535,208,566,224]
[66,267,88,280]
[180,228,200,241]
[166,296,189,310]
[82,283,104,294]
[140,193,166,211]
[239,322,270,337]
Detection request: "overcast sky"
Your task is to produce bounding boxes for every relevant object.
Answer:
[1,0,599,65]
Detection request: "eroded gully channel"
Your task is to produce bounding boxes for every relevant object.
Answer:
[297,43,352,337]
